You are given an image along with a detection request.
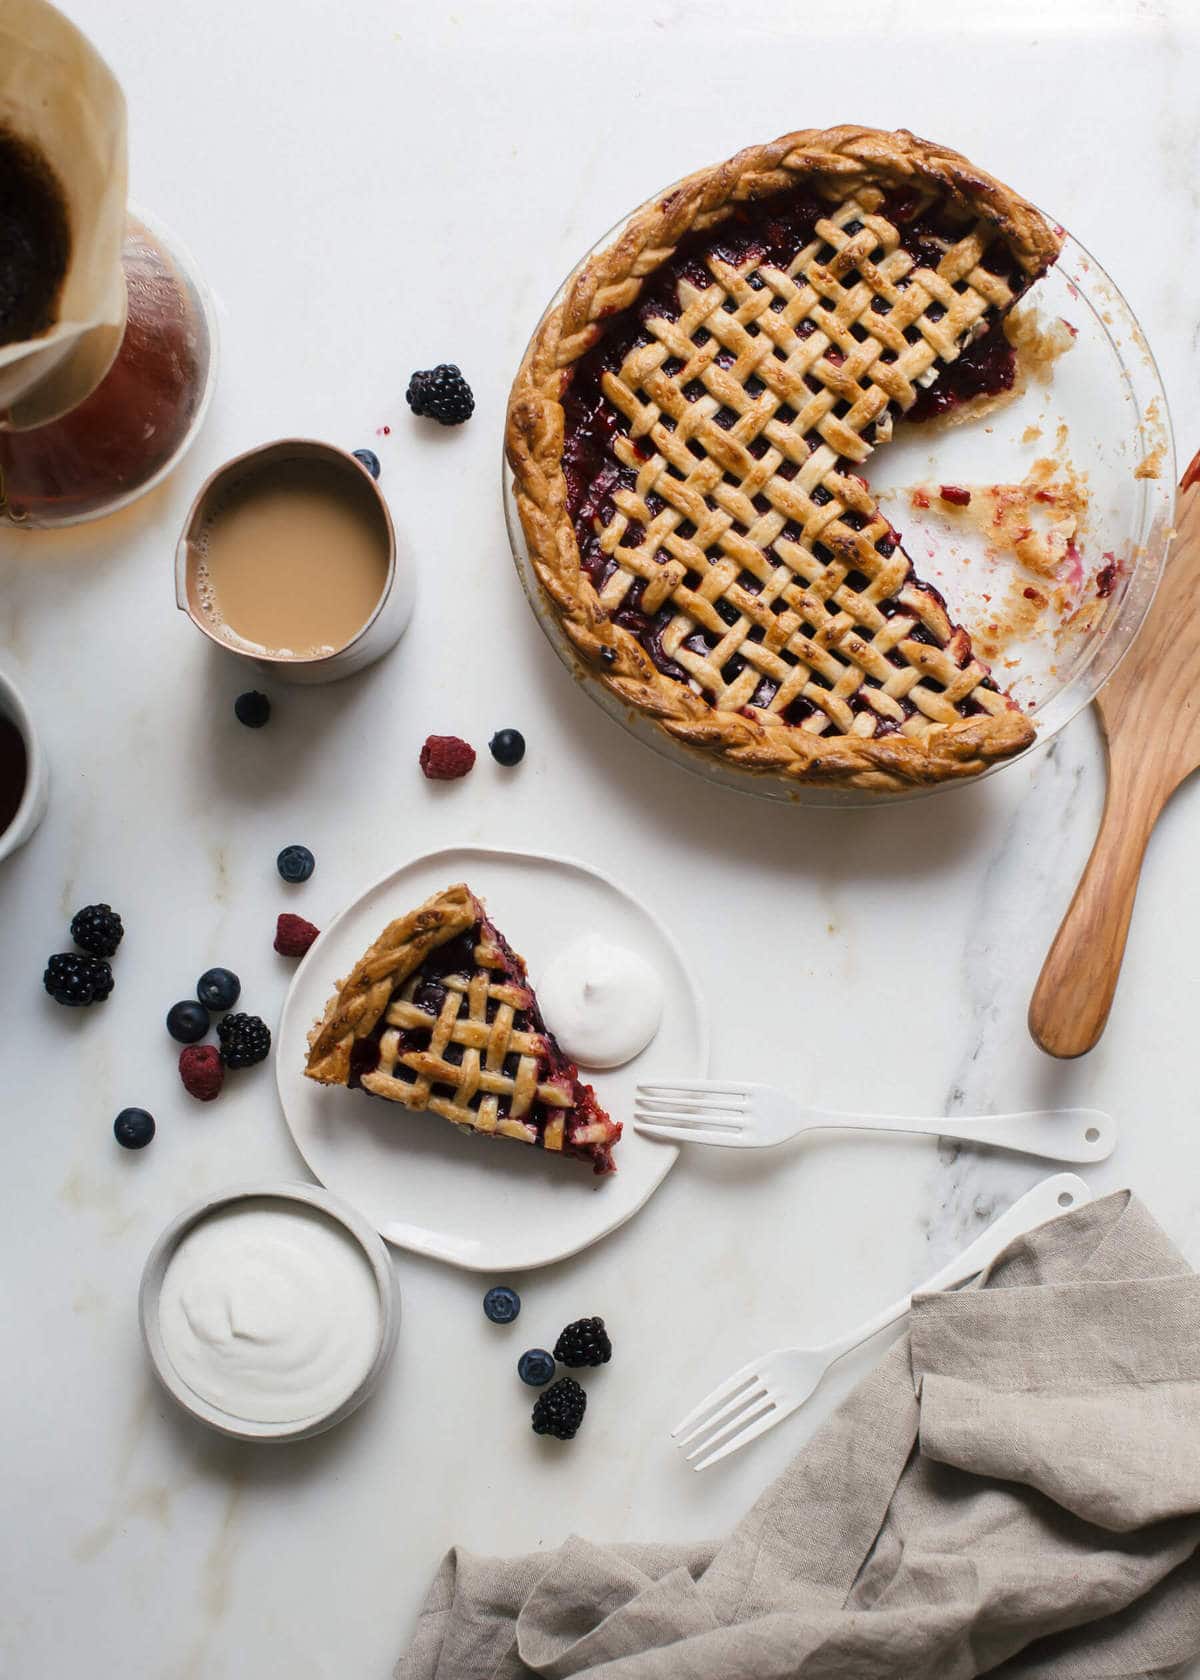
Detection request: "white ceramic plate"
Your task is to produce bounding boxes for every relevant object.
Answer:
[276,846,708,1270]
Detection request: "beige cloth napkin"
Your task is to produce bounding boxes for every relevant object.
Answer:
[396,1192,1200,1680]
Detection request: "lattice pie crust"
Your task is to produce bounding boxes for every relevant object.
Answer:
[305,884,621,1173]
[507,127,1062,791]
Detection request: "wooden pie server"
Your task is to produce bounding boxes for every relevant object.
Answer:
[1029,452,1200,1057]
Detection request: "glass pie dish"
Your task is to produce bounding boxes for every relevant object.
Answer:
[504,206,1175,807]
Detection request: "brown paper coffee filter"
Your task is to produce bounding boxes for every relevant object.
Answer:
[0,0,127,428]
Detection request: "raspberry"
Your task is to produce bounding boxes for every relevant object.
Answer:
[275,913,320,958]
[179,1044,223,1102]
[419,735,476,780]
[938,485,971,507]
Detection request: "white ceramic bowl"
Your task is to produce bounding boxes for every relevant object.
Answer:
[139,1181,399,1442]
[0,665,48,865]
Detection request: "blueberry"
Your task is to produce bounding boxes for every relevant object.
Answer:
[518,1348,555,1387]
[277,845,315,883]
[483,1285,521,1324]
[197,967,241,1011]
[167,999,210,1043]
[352,448,381,479]
[234,691,271,728]
[114,1108,155,1149]
[489,729,526,767]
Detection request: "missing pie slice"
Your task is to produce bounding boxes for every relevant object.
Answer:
[507,125,1064,791]
[305,884,622,1174]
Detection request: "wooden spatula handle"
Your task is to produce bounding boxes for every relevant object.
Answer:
[1028,745,1164,1058]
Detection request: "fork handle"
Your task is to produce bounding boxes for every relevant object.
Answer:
[798,1105,1114,1163]
[823,1173,1092,1363]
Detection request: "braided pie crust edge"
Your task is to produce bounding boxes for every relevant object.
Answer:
[505,125,1061,791]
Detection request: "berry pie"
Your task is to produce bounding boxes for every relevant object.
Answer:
[507,126,1063,791]
[305,884,621,1173]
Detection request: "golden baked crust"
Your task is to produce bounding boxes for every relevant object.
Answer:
[304,883,622,1173]
[506,125,1061,792]
[305,883,477,1085]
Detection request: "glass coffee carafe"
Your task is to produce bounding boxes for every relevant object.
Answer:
[0,0,215,528]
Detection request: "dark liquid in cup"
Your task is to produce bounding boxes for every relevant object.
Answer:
[0,128,70,348]
[0,714,29,835]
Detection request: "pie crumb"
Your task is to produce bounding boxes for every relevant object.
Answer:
[1005,308,1077,383]
[901,438,1093,664]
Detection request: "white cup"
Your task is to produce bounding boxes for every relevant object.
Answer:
[0,666,48,864]
[175,439,413,685]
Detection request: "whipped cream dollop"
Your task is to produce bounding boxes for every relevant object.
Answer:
[157,1200,382,1425]
[539,934,663,1069]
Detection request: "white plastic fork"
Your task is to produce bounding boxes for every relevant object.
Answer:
[671,1172,1091,1471]
[634,1080,1115,1164]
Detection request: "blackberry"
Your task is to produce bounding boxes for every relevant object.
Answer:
[532,1377,586,1440]
[234,691,271,728]
[554,1316,612,1368]
[406,363,474,426]
[217,1012,271,1068]
[44,952,114,1007]
[70,903,124,957]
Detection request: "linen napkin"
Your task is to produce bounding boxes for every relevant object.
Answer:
[396,1192,1200,1679]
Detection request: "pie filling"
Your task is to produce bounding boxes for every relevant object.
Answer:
[327,894,620,1174]
[558,182,1050,744]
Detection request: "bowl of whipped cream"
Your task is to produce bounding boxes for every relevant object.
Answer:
[139,1181,399,1441]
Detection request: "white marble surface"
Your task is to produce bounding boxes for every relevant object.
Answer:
[3,1,1200,1675]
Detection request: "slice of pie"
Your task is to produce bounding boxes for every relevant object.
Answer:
[507,125,1064,792]
[305,884,622,1174]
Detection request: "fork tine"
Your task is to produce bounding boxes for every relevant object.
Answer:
[687,1398,790,1471]
[635,1122,743,1145]
[676,1385,770,1454]
[633,1107,745,1131]
[637,1081,751,1099]
[671,1359,763,1440]
[635,1095,749,1115]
